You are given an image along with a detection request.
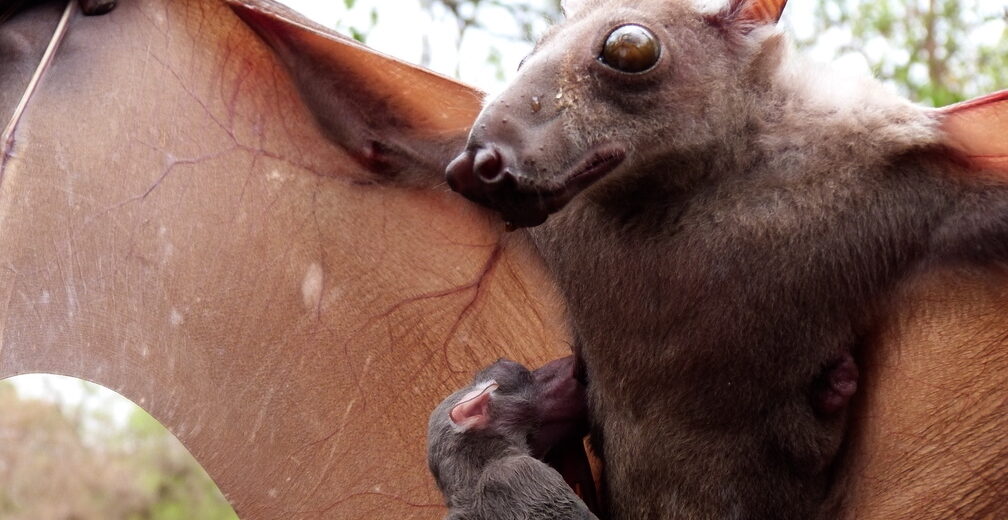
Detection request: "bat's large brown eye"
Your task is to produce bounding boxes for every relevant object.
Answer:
[600,24,661,73]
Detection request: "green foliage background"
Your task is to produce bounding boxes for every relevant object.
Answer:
[336,0,1005,103]
[0,380,237,520]
[800,0,1007,106]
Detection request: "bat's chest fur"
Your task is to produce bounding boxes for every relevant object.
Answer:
[527,161,955,518]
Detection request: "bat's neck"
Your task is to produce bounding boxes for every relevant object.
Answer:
[753,60,940,178]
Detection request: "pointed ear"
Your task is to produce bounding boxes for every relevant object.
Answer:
[937,90,1008,177]
[449,382,497,431]
[227,1,484,186]
[713,0,788,31]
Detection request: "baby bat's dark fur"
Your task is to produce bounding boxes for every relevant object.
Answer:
[428,359,598,520]
[443,0,1008,518]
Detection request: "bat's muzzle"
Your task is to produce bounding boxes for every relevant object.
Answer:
[446,146,554,229]
[446,142,626,230]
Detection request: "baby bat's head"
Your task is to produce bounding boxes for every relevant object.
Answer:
[427,359,537,495]
[445,0,793,228]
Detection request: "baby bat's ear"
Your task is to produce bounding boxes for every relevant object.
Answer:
[450,382,498,431]
[228,1,484,185]
[936,90,1008,177]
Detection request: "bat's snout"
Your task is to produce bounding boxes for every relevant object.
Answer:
[445,64,626,229]
[446,145,513,195]
[446,140,626,230]
[446,145,553,229]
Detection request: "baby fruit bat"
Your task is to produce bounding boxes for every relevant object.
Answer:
[428,358,599,520]
[444,0,1008,518]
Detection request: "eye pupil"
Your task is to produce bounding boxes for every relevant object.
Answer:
[601,24,661,73]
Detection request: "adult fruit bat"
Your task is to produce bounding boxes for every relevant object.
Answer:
[2,0,1005,519]
[428,357,598,520]
[443,0,1008,518]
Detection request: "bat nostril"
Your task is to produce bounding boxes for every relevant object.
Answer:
[474,147,506,183]
[446,145,518,204]
[446,151,476,193]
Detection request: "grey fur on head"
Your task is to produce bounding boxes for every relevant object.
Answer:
[428,359,598,520]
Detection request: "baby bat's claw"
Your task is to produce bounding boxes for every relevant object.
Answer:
[812,353,859,416]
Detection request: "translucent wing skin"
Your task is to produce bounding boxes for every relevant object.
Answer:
[937,90,1008,176]
[837,269,1008,520]
[227,0,484,183]
[0,1,568,518]
[227,1,482,135]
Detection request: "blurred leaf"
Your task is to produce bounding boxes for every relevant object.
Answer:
[799,0,1007,106]
[0,377,237,520]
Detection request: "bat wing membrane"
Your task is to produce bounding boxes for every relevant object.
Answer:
[937,90,1008,177]
[227,0,484,184]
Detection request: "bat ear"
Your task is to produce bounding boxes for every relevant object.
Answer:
[715,0,788,30]
[936,90,1008,177]
[227,1,484,185]
[449,382,498,431]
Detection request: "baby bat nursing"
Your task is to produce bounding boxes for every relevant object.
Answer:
[440,0,1008,518]
[428,357,598,520]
